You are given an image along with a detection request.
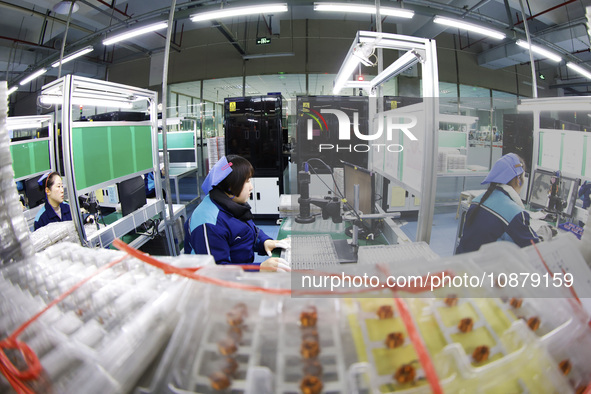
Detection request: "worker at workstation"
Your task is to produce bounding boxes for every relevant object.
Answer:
[34,171,72,230]
[456,153,553,254]
[184,155,290,272]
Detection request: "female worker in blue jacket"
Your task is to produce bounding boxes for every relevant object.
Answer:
[34,172,72,230]
[184,155,290,272]
[456,153,550,254]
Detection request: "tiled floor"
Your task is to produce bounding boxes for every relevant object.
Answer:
[398,207,459,257]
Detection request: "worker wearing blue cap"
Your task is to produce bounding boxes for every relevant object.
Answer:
[184,155,290,272]
[456,153,550,254]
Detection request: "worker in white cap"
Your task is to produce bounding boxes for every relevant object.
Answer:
[457,153,552,254]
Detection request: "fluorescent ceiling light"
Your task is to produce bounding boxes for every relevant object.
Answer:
[191,3,288,22]
[51,46,94,68]
[8,116,50,130]
[7,86,18,96]
[40,95,133,109]
[242,52,295,60]
[515,40,561,62]
[314,3,414,19]
[8,123,42,130]
[333,56,361,94]
[103,21,168,45]
[433,16,505,40]
[370,50,421,88]
[567,62,591,80]
[19,68,48,86]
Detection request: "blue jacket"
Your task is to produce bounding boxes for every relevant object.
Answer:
[579,181,591,209]
[34,201,72,231]
[457,187,540,254]
[184,195,271,265]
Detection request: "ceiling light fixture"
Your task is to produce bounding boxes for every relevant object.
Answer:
[370,50,421,89]
[103,21,168,45]
[191,3,288,22]
[7,86,18,96]
[515,40,561,62]
[333,56,364,94]
[7,116,52,130]
[314,3,414,19]
[52,1,79,15]
[567,62,591,80]
[19,69,48,86]
[433,16,505,40]
[51,46,94,68]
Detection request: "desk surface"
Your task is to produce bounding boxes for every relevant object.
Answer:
[168,166,198,177]
[277,217,388,245]
[89,200,186,249]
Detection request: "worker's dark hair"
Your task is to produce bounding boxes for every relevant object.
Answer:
[465,183,497,227]
[45,172,62,191]
[215,155,254,197]
[465,154,526,227]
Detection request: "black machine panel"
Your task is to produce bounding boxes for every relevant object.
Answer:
[295,96,369,173]
[224,96,283,178]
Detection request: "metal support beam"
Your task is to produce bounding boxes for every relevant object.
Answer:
[213,20,246,55]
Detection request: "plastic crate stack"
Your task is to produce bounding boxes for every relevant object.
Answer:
[0,82,35,266]
[437,150,447,173]
[207,136,225,171]
[447,154,467,172]
[0,242,191,394]
[139,240,591,394]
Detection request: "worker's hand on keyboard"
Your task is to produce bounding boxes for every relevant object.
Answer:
[260,257,291,272]
[264,238,291,256]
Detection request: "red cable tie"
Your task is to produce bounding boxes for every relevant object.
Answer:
[377,265,443,394]
[0,254,129,393]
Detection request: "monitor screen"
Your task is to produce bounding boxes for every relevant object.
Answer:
[24,175,45,209]
[117,176,147,217]
[528,169,580,217]
[342,161,374,216]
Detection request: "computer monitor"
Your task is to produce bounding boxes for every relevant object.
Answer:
[117,176,147,217]
[528,169,580,217]
[342,161,374,216]
[24,175,45,209]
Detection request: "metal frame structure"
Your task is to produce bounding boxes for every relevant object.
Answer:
[39,74,176,253]
[333,31,439,243]
[158,117,200,165]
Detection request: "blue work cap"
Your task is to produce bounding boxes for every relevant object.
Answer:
[202,156,233,194]
[37,172,50,187]
[481,153,524,185]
